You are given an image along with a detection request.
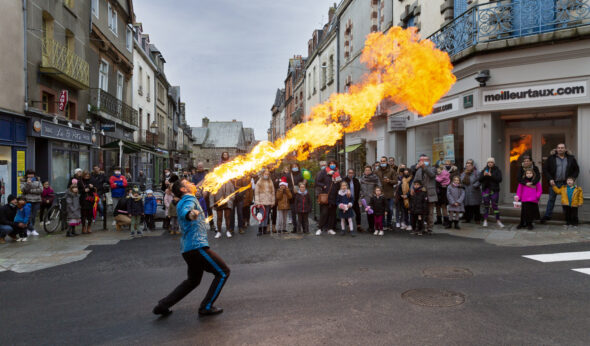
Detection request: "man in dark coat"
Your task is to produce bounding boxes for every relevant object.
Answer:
[344,168,362,232]
[0,195,19,242]
[541,143,580,223]
[285,163,304,233]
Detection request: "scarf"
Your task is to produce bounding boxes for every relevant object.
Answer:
[401,175,412,209]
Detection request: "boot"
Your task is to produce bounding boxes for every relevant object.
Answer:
[257,227,262,236]
[66,228,72,237]
[443,216,451,228]
[272,225,277,233]
[454,220,461,229]
[263,227,269,235]
[444,221,453,229]
[434,216,442,225]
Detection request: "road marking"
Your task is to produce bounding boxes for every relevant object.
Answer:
[522,251,590,263]
[572,268,590,276]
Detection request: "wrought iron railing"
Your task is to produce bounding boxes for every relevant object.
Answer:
[41,37,89,89]
[429,0,590,57]
[137,129,158,146]
[90,89,138,127]
[291,107,304,124]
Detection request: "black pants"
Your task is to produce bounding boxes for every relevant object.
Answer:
[39,202,52,222]
[367,213,375,231]
[290,203,298,231]
[319,204,329,231]
[270,205,277,226]
[159,247,230,310]
[463,205,481,223]
[563,206,579,226]
[411,213,425,233]
[298,212,309,233]
[327,205,338,231]
[352,200,361,226]
[145,214,155,230]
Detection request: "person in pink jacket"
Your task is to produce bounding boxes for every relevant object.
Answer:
[515,168,542,230]
[435,165,451,227]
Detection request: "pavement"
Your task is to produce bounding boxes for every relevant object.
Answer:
[2,218,590,345]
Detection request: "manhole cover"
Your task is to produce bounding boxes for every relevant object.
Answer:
[401,288,465,307]
[422,267,473,279]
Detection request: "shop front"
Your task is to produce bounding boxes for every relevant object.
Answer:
[0,111,28,199]
[345,115,387,170]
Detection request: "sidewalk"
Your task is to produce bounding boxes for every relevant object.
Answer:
[0,224,165,273]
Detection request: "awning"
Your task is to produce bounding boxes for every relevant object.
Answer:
[339,143,363,154]
[102,140,143,154]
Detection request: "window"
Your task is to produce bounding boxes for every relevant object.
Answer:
[116,72,124,100]
[66,30,74,51]
[99,59,109,91]
[65,101,76,120]
[91,0,99,18]
[138,66,143,94]
[138,107,143,132]
[147,75,151,100]
[454,0,468,18]
[42,92,55,113]
[126,26,132,51]
[328,55,334,83]
[108,3,118,36]
[42,12,54,41]
[308,73,312,97]
[321,62,327,89]
[406,16,415,28]
[312,67,317,94]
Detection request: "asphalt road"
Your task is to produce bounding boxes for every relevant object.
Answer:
[2,225,590,345]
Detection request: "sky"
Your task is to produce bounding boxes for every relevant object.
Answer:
[133,0,339,141]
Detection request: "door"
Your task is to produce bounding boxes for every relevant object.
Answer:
[505,128,568,203]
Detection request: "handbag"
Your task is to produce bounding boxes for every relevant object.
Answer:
[318,183,332,205]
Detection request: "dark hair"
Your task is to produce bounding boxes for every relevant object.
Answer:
[413,180,423,186]
[17,196,26,202]
[328,160,337,166]
[521,155,532,161]
[6,194,16,203]
[364,165,372,170]
[171,179,186,199]
[567,176,576,181]
[43,180,49,184]
[114,166,121,170]
[168,173,179,184]
[26,169,35,175]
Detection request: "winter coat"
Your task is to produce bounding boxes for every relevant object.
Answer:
[276,187,293,210]
[544,149,580,182]
[113,196,129,217]
[370,195,388,216]
[168,199,178,217]
[479,166,502,192]
[65,191,81,220]
[359,173,381,201]
[14,203,32,224]
[109,174,128,198]
[328,180,341,206]
[315,169,331,194]
[127,197,144,216]
[413,165,437,203]
[242,178,254,206]
[20,177,43,203]
[435,169,451,187]
[410,189,429,215]
[461,169,481,206]
[41,186,55,205]
[80,179,96,211]
[284,171,304,195]
[164,191,174,209]
[516,181,542,203]
[517,163,541,186]
[396,175,413,209]
[254,178,275,206]
[375,166,397,199]
[337,190,355,219]
[235,176,252,205]
[344,176,361,203]
[90,172,109,195]
[177,194,209,253]
[0,203,18,228]
[211,181,235,210]
[446,184,465,212]
[295,191,312,213]
[144,196,157,215]
[552,185,584,207]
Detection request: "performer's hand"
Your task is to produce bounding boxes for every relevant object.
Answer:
[188,209,200,220]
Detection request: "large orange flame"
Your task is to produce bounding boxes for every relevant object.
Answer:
[202,27,456,193]
[510,135,532,162]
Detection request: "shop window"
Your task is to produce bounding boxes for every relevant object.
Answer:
[42,92,55,114]
[414,118,464,169]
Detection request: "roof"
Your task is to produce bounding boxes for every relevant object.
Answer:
[243,128,255,143]
[202,121,245,149]
[191,127,208,145]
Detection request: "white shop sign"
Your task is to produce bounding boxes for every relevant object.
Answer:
[482,81,587,105]
[424,98,459,117]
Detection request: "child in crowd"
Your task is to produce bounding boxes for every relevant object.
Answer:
[515,168,542,230]
[435,164,451,227]
[275,177,292,234]
[39,181,55,223]
[65,182,81,237]
[128,189,144,237]
[80,177,96,234]
[552,176,584,229]
[295,182,312,233]
[14,196,31,241]
[337,181,355,236]
[168,193,179,235]
[397,168,412,231]
[446,175,465,229]
[143,189,157,232]
[410,180,429,236]
[369,187,388,236]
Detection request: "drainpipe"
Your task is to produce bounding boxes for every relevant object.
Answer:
[23,0,28,112]
[335,11,345,170]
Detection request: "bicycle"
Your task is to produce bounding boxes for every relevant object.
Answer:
[44,193,67,234]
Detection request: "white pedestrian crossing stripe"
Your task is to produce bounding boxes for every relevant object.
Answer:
[523,251,590,276]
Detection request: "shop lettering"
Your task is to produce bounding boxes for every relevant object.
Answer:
[432,103,453,114]
[485,86,585,102]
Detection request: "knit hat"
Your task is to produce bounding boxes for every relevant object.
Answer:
[71,178,78,185]
[333,172,342,182]
[279,176,288,187]
[74,168,82,174]
[487,157,495,164]
[146,189,153,194]
[6,194,16,203]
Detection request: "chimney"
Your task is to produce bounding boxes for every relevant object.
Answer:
[202,117,209,128]
[232,119,236,122]
[328,5,336,23]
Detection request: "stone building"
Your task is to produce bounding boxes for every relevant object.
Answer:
[270,88,285,141]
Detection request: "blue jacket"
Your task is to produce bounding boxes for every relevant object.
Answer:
[14,203,31,224]
[177,194,208,253]
[144,196,157,215]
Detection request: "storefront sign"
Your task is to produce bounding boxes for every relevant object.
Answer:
[428,98,459,117]
[388,115,407,131]
[16,150,25,196]
[463,94,473,108]
[482,81,587,105]
[101,123,116,132]
[58,90,68,112]
[40,120,93,145]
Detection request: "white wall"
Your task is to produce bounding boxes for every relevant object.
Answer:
[132,45,156,141]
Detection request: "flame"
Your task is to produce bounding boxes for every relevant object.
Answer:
[510,135,532,162]
[205,215,214,223]
[202,27,456,193]
[214,184,252,207]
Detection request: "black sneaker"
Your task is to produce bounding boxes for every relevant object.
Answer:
[153,304,173,317]
[199,306,223,316]
[540,217,549,224]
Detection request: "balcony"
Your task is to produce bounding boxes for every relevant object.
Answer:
[429,0,590,59]
[40,38,90,89]
[89,89,139,128]
[137,129,159,146]
[291,107,304,125]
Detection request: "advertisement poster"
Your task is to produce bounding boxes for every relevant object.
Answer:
[16,150,25,196]
[432,134,455,165]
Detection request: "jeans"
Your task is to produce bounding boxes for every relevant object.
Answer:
[277,209,289,231]
[144,214,155,230]
[158,247,230,311]
[130,215,142,233]
[327,205,338,231]
[396,204,409,225]
[352,200,362,226]
[544,181,564,219]
[385,198,394,227]
[298,212,310,233]
[39,202,52,222]
[229,200,243,231]
[216,208,231,232]
[97,199,104,218]
[27,202,41,231]
[0,224,16,238]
